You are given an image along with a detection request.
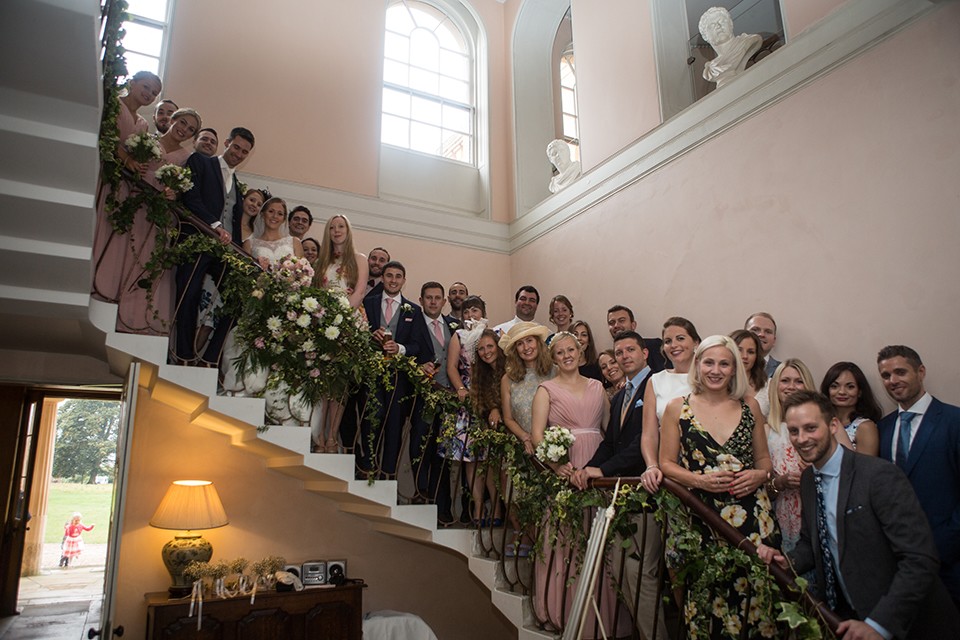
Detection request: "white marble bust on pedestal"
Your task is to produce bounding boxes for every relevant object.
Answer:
[547,139,581,194]
[699,7,763,88]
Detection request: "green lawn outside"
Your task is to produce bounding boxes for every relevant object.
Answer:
[43,482,114,544]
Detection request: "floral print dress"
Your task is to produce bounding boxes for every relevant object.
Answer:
[672,396,780,638]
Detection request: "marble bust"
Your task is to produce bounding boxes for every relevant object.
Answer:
[699,7,763,88]
[547,139,581,194]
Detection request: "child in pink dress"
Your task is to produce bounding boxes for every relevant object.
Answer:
[60,512,94,567]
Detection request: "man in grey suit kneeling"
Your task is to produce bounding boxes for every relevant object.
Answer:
[758,390,958,639]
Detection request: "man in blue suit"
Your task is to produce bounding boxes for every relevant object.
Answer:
[359,261,432,478]
[175,126,254,364]
[877,345,960,608]
[572,330,668,640]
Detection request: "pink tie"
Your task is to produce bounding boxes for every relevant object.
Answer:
[384,298,394,325]
[433,319,444,343]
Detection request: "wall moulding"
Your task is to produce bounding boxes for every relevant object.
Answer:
[507,0,938,252]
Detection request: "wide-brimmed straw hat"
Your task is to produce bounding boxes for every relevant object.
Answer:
[498,321,550,353]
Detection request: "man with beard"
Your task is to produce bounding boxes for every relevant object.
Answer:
[153,98,177,134]
[364,247,390,295]
[447,281,468,321]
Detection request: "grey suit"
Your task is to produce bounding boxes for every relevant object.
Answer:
[764,355,780,378]
[789,447,958,638]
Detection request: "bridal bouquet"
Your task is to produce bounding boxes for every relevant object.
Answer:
[535,425,576,464]
[155,163,193,193]
[123,131,163,163]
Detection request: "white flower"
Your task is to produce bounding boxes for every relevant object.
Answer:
[266,316,282,332]
[287,293,300,304]
[332,313,343,326]
[302,297,319,312]
[296,314,311,328]
[251,289,264,299]
[301,339,316,352]
[324,326,340,340]
[337,295,350,309]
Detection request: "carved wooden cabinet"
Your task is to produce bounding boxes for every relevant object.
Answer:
[145,581,364,640]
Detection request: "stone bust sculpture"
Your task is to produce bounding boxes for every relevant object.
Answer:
[699,7,763,88]
[547,139,581,194]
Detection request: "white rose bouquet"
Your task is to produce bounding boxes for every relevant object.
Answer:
[535,425,576,465]
[123,131,162,163]
[155,163,193,193]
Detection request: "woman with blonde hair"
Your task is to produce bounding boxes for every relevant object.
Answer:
[660,335,777,635]
[766,358,852,550]
[313,214,368,310]
[499,322,554,455]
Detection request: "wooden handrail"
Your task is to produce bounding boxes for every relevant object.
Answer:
[590,476,843,633]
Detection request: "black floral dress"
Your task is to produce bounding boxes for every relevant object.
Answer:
[670,396,780,638]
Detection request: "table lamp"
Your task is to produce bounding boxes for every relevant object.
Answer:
[149,480,228,597]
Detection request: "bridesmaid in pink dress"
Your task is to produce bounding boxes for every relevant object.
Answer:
[91,71,161,306]
[116,108,202,334]
[530,331,630,638]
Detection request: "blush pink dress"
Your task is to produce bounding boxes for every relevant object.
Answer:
[533,378,630,638]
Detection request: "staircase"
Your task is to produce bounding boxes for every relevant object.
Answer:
[0,1,549,636]
[91,298,550,639]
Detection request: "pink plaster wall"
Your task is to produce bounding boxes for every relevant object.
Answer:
[511,4,960,400]
[163,0,385,197]
[114,391,514,639]
[570,0,661,172]
[783,0,849,37]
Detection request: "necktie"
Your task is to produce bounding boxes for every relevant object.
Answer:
[384,298,394,325]
[896,411,916,468]
[432,319,444,343]
[620,381,634,426]
[814,472,838,610]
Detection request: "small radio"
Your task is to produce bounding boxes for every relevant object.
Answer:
[301,561,327,586]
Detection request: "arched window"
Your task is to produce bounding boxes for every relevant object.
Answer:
[381,1,474,164]
[558,44,579,163]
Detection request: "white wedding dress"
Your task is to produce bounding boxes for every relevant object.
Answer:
[220,235,316,426]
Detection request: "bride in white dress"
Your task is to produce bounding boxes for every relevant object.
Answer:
[221,198,308,424]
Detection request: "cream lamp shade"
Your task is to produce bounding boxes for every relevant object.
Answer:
[150,480,228,531]
[150,480,228,597]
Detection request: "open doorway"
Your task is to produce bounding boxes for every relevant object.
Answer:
[0,387,121,638]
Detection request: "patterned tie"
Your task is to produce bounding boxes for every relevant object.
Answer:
[620,381,634,426]
[814,472,838,610]
[896,411,916,468]
[384,298,394,325]
[432,319,444,343]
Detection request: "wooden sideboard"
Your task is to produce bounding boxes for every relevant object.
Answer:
[145,581,364,640]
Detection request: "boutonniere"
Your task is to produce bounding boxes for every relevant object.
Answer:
[236,178,249,195]
[449,321,459,330]
[400,302,413,314]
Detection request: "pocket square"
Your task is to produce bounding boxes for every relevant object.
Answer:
[634,398,644,408]
[844,505,864,515]
[403,317,413,322]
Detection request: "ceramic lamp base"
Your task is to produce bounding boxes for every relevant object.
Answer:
[161,533,213,597]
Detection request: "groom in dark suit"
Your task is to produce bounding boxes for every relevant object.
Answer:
[572,330,667,640]
[359,261,432,477]
[175,126,255,364]
[876,345,960,607]
[759,390,959,639]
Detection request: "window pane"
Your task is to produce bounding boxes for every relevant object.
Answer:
[561,87,577,114]
[384,32,409,63]
[435,24,466,52]
[442,104,470,133]
[439,50,468,81]
[381,114,410,147]
[126,0,168,22]
[409,29,440,72]
[563,114,579,139]
[122,21,164,57]
[410,6,441,31]
[438,76,469,103]
[382,88,411,118]
[411,95,441,125]
[409,67,439,94]
[124,52,159,77]
[410,121,441,154]
[441,131,470,162]
[384,59,409,86]
[385,6,416,34]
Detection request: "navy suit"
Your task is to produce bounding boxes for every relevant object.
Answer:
[174,152,244,362]
[790,448,959,638]
[765,356,781,378]
[587,369,653,476]
[878,397,960,603]
[358,293,432,476]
